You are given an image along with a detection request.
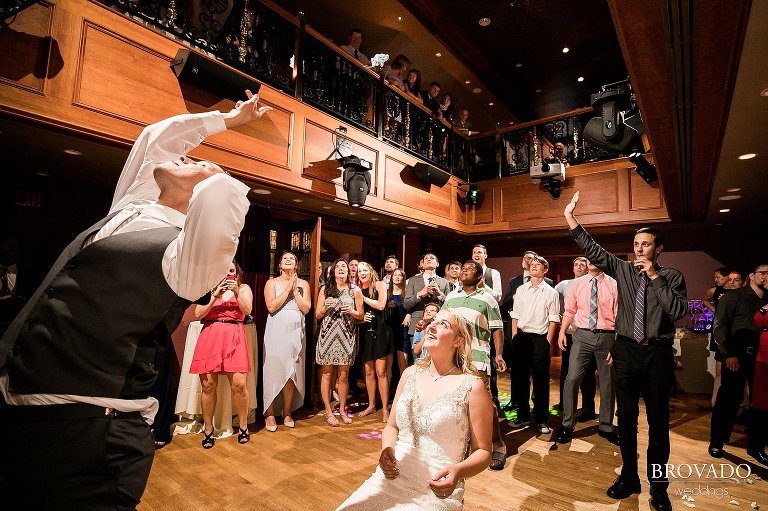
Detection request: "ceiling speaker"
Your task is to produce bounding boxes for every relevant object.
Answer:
[412,163,450,187]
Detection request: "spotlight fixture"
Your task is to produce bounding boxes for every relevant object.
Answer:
[738,153,756,160]
[628,152,658,183]
[583,78,644,154]
[479,17,491,26]
[339,155,372,207]
[577,76,584,82]
[466,184,481,206]
[435,52,442,57]
[562,47,570,53]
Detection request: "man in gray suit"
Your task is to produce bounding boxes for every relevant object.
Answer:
[403,252,452,339]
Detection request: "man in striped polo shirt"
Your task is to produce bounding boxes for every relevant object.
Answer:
[444,260,507,470]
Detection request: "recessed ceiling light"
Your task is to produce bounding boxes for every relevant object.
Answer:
[725,187,741,192]
[322,205,332,209]
[718,195,742,201]
[509,121,514,125]
[348,212,357,215]
[406,226,418,230]
[478,17,491,26]
[465,80,471,85]
[515,62,523,68]
[719,208,731,213]
[738,153,756,160]
[389,222,398,225]
[761,88,768,97]
[577,76,584,82]
[35,171,50,177]
[370,217,379,221]
[63,149,82,156]
[435,52,442,57]
[535,88,542,93]
[472,87,482,93]
[397,16,402,21]
[488,102,494,106]
[562,47,570,53]
[714,223,723,226]
[251,188,271,195]
[292,198,303,203]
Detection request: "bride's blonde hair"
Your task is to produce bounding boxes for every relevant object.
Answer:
[415,307,477,376]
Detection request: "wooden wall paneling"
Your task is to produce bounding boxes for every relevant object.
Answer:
[382,156,451,218]
[0,1,55,94]
[628,170,664,211]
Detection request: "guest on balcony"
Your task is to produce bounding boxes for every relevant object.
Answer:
[405,69,422,99]
[437,93,455,122]
[420,81,441,115]
[340,28,371,66]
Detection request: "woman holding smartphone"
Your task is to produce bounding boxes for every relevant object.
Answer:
[316,258,364,426]
[190,261,254,448]
[262,252,311,432]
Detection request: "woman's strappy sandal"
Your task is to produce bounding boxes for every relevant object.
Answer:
[237,426,250,444]
[201,430,215,449]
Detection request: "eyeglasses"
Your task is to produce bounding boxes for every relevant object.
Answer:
[755,270,768,275]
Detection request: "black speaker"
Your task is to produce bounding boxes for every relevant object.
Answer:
[170,49,261,102]
[412,163,451,187]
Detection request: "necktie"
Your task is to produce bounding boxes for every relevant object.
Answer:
[0,267,8,297]
[354,49,359,59]
[524,275,531,283]
[633,273,647,343]
[589,277,598,330]
[86,206,144,246]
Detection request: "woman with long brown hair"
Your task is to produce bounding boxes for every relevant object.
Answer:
[262,251,311,431]
[316,258,364,426]
[356,262,394,422]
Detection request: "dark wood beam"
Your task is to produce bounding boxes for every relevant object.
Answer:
[607,0,750,222]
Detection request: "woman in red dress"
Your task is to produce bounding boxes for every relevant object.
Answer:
[752,305,768,460]
[190,261,254,448]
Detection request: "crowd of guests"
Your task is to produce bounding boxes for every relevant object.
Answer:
[339,28,472,133]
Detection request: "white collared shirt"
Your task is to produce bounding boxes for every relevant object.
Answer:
[1,111,250,422]
[510,280,561,335]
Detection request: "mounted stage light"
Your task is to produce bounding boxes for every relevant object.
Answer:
[628,152,658,183]
[466,184,481,206]
[339,156,372,207]
[583,79,644,154]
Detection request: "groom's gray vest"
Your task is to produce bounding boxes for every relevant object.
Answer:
[0,215,191,399]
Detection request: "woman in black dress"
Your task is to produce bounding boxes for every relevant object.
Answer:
[357,262,394,421]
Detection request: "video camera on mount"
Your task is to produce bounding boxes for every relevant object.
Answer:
[583,78,644,154]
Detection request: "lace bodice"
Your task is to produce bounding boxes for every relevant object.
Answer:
[396,367,475,463]
[336,366,477,510]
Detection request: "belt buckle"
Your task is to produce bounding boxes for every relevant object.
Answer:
[104,407,116,417]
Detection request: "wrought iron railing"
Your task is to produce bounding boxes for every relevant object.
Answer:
[469,108,627,181]
[97,0,623,183]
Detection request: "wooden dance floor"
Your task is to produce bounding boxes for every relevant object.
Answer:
[140,370,767,511]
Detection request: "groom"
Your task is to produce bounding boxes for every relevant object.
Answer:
[0,91,271,509]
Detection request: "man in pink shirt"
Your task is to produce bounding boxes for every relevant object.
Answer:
[555,260,620,445]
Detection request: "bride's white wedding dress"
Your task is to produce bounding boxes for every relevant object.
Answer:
[336,367,478,510]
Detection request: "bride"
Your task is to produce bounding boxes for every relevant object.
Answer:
[336,308,493,510]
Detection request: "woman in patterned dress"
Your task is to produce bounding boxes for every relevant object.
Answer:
[316,258,364,426]
[336,308,493,510]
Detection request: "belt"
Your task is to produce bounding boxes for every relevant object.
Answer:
[617,334,673,347]
[0,402,143,420]
[203,319,243,324]
[577,327,615,334]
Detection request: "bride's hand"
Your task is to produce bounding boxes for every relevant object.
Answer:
[428,464,460,499]
[379,447,399,479]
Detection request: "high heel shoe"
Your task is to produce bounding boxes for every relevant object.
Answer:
[201,430,215,449]
[237,426,250,444]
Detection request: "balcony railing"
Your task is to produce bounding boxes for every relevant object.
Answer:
[100,0,622,184]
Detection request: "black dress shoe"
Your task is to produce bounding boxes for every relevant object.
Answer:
[747,449,768,466]
[606,476,641,499]
[576,412,597,423]
[708,445,725,458]
[650,489,672,511]
[554,426,573,444]
[598,430,621,446]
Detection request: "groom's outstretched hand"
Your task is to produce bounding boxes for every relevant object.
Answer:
[379,447,399,479]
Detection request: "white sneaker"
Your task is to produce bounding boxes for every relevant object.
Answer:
[537,423,551,435]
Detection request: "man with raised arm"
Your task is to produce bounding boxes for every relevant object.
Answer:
[0,91,271,509]
[564,191,687,511]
